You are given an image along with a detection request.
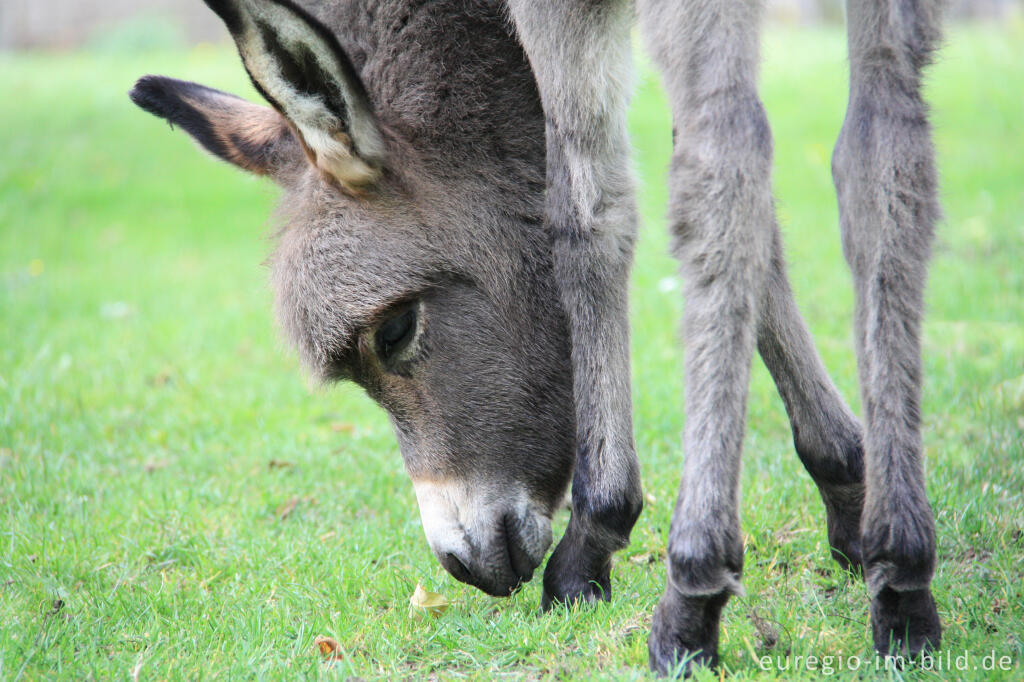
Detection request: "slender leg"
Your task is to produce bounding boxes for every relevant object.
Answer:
[639,0,774,673]
[758,226,865,571]
[833,0,943,656]
[507,0,643,608]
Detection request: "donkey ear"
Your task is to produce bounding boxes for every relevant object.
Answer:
[130,76,303,179]
[203,0,386,188]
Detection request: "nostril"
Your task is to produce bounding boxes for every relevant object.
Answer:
[503,514,536,583]
[439,551,473,585]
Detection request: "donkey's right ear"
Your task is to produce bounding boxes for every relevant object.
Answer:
[130,76,304,180]
[203,0,387,189]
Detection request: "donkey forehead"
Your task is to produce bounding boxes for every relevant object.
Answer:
[270,204,452,373]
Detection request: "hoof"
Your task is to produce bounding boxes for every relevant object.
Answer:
[648,590,729,677]
[820,483,865,574]
[540,539,611,610]
[825,502,864,573]
[871,586,941,657]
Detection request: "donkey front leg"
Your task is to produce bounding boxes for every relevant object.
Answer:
[507,0,643,608]
[833,0,943,656]
[639,0,773,673]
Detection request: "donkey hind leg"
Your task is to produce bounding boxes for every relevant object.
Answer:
[639,0,774,673]
[758,225,865,572]
[833,0,943,656]
[507,0,643,608]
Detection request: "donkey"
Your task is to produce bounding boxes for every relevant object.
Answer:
[130,0,942,674]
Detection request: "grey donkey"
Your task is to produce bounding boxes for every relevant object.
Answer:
[129,0,943,674]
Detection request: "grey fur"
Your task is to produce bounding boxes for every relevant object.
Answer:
[631,0,942,672]
[130,0,943,672]
[836,0,943,656]
[134,0,578,598]
[507,0,644,607]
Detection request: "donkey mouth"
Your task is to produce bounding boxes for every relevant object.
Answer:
[433,513,545,597]
[413,478,554,596]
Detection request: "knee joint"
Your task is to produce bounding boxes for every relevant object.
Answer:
[673,93,773,188]
[669,94,774,263]
[666,524,744,596]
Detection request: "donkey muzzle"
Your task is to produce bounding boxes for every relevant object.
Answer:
[412,479,553,596]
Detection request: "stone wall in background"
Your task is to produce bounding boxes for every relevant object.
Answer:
[0,0,226,50]
[1,0,1020,50]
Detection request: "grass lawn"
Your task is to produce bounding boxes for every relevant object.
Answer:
[2,21,1022,680]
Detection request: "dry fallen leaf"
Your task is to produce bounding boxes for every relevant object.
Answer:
[314,635,341,656]
[313,635,345,664]
[268,459,294,470]
[409,583,449,618]
[276,496,300,520]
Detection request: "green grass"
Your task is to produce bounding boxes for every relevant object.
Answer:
[2,23,1022,680]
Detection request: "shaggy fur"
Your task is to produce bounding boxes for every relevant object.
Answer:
[632,0,942,671]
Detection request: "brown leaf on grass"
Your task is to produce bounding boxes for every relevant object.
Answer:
[276,495,318,520]
[276,496,299,520]
[313,635,345,663]
[409,583,449,618]
[314,635,340,655]
[268,459,294,470]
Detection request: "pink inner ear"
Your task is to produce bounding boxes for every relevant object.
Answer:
[194,93,300,176]
[130,75,306,180]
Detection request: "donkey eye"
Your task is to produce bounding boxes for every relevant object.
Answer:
[376,307,417,360]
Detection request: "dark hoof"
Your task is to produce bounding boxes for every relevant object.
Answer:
[871,586,941,657]
[540,539,611,610]
[820,483,865,573]
[648,590,729,677]
[825,504,863,573]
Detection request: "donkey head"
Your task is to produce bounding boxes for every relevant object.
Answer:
[130,0,574,596]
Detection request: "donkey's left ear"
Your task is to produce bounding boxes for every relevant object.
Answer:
[204,0,387,188]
